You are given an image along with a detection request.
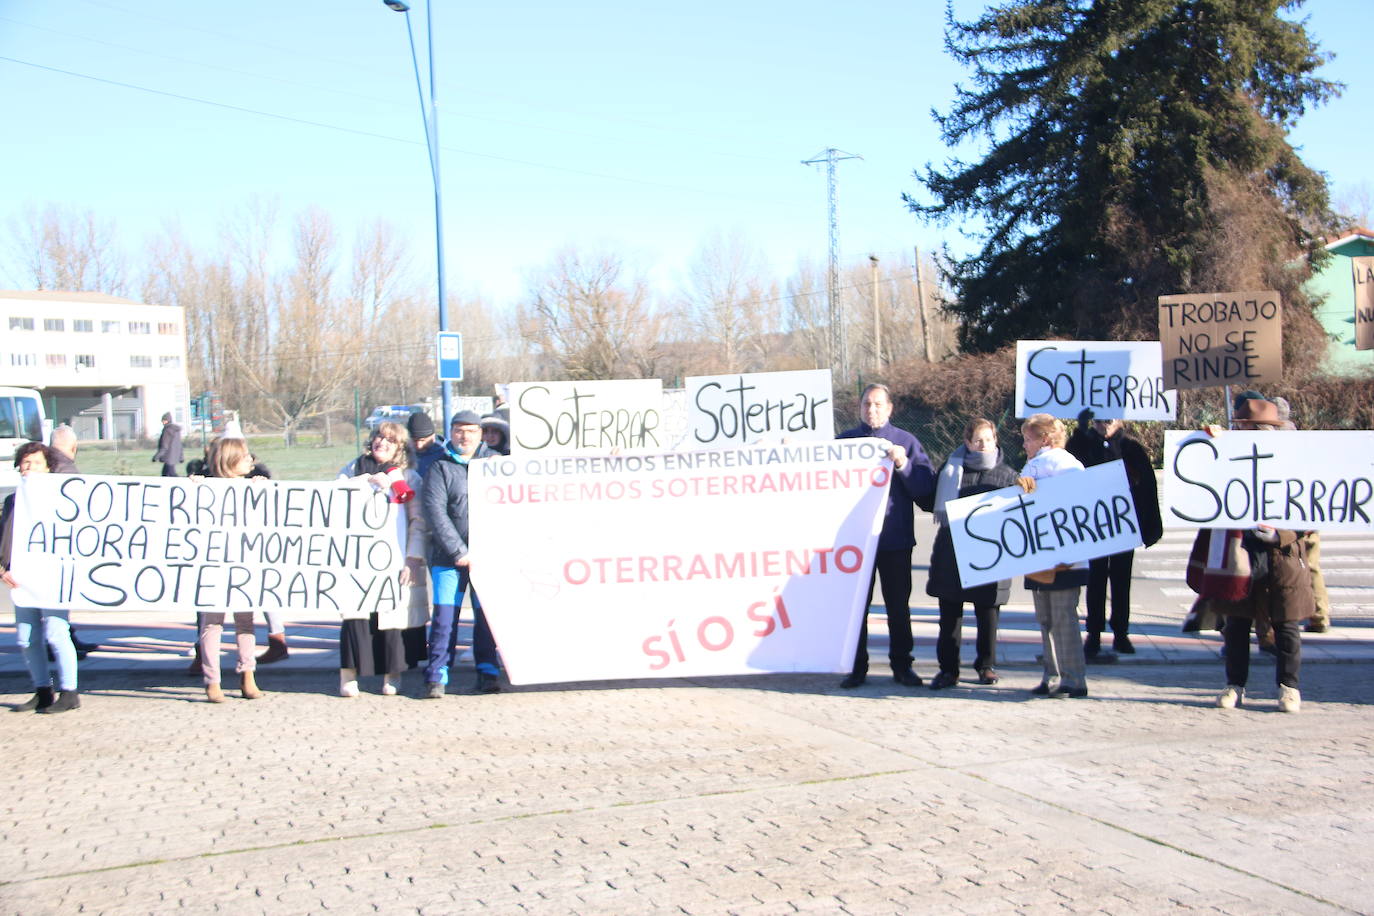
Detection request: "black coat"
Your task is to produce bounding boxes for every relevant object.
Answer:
[1066,427,1162,548]
[925,459,1019,605]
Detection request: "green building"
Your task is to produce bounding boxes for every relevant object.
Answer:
[1310,229,1374,376]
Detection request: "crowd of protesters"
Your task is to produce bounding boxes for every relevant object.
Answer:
[1,388,1324,714]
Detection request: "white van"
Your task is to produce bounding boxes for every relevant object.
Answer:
[0,387,51,498]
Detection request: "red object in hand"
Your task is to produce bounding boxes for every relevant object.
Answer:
[385,467,414,504]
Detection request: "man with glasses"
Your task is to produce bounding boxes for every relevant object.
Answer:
[421,411,499,697]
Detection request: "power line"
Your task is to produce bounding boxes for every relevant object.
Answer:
[0,54,802,204]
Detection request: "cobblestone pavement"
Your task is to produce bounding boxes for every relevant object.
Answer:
[2,658,1371,915]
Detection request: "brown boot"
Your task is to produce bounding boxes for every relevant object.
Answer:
[240,670,263,700]
[256,633,289,664]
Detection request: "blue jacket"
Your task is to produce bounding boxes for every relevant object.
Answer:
[838,421,936,550]
[421,443,494,567]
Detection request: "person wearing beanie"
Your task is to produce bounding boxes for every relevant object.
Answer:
[153,411,183,477]
[479,414,510,456]
[407,411,446,481]
[421,410,501,696]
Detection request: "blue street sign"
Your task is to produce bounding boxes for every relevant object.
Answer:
[437,332,463,381]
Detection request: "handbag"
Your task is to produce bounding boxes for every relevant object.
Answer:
[1185,529,1251,601]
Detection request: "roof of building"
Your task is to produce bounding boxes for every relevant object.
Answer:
[0,290,149,305]
[1324,228,1374,251]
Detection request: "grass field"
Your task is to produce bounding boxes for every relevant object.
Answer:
[68,436,364,482]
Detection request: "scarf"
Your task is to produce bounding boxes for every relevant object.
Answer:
[933,446,1000,525]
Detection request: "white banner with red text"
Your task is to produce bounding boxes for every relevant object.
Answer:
[9,474,407,616]
[467,440,892,685]
[946,461,1143,588]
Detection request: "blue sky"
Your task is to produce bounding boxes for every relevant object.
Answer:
[1,0,1369,308]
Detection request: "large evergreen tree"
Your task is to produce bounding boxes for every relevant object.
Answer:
[911,0,1341,370]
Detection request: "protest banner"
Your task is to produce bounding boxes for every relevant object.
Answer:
[508,379,664,454]
[1163,430,1374,532]
[1014,340,1175,420]
[1354,257,1374,351]
[467,440,891,685]
[1157,290,1282,390]
[10,475,406,616]
[685,369,834,448]
[945,461,1142,589]
[452,396,494,416]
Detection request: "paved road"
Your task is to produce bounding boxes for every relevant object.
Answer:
[2,661,1372,914]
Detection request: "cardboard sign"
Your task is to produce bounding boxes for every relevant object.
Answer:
[508,379,664,454]
[1354,257,1374,351]
[1163,430,1374,532]
[945,461,1142,588]
[468,440,891,685]
[1157,291,1282,390]
[10,475,406,615]
[685,369,834,448]
[1014,341,1176,420]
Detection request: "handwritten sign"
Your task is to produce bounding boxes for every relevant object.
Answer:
[946,461,1142,588]
[508,379,664,454]
[1354,257,1374,351]
[1163,430,1374,532]
[10,475,406,615]
[685,369,833,448]
[1014,341,1175,420]
[1157,291,1282,390]
[468,440,891,684]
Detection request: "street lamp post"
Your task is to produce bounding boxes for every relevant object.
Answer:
[383,0,452,429]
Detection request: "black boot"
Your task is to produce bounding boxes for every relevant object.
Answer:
[12,687,55,712]
[39,691,80,714]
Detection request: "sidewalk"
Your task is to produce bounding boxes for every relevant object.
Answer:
[5,601,1372,678]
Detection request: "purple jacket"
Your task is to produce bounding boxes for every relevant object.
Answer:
[838,421,936,550]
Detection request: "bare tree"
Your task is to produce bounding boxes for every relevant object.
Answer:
[520,248,665,380]
[682,232,781,374]
[5,203,128,294]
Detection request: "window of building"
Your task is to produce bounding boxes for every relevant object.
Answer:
[73,319,93,332]
[101,320,120,333]
[159,355,182,369]
[9,353,36,367]
[46,353,68,368]
[8,316,34,331]
[130,355,153,368]
[128,321,151,334]
[43,318,65,332]
[158,322,179,335]
[75,354,95,369]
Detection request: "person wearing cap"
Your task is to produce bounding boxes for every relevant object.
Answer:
[421,410,500,697]
[407,411,447,481]
[1065,409,1163,660]
[479,414,510,456]
[1211,395,1314,714]
[153,411,183,477]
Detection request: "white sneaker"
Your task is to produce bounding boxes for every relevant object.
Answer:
[339,667,360,698]
[1278,685,1301,714]
[1216,685,1244,709]
[380,675,398,696]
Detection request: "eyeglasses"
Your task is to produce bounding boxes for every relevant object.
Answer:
[371,437,400,448]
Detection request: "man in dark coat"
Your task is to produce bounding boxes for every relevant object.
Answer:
[153,412,183,477]
[836,383,936,689]
[421,410,498,697]
[1066,410,1163,658]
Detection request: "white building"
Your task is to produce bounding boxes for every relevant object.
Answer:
[0,290,191,441]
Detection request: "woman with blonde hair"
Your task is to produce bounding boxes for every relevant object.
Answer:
[197,436,270,702]
[337,421,429,697]
[1016,413,1090,698]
